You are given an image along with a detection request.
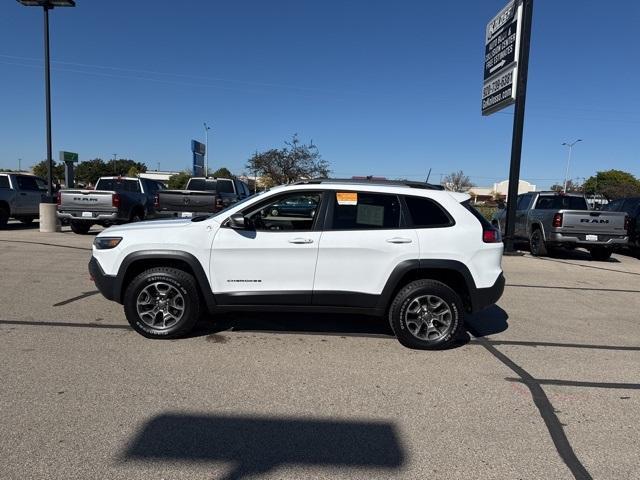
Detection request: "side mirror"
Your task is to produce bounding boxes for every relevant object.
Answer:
[228,213,246,229]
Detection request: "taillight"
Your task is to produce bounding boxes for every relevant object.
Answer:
[625,215,630,231]
[483,228,501,243]
[154,194,159,209]
[56,191,61,206]
[112,193,121,208]
[552,213,563,228]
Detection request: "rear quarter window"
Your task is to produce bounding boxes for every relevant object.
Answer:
[404,196,453,228]
[0,176,9,189]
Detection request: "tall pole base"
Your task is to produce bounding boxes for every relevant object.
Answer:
[39,203,61,233]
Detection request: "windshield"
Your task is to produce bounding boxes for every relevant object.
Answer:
[210,190,269,218]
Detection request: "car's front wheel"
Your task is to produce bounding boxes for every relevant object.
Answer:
[389,280,464,350]
[123,267,200,339]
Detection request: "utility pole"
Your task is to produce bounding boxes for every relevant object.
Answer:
[112,153,117,174]
[18,158,22,172]
[562,139,582,192]
[502,0,534,254]
[204,122,211,176]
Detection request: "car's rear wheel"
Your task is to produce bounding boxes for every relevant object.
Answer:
[589,247,612,261]
[123,267,200,339]
[389,280,464,350]
[70,221,91,234]
[0,206,10,228]
[529,229,548,256]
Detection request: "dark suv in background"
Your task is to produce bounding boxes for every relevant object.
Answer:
[605,197,640,254]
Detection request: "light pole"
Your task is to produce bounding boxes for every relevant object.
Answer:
[16,0,76,201]
[562,139,582,192]
[18,158,22,172]
[203,122,211,176]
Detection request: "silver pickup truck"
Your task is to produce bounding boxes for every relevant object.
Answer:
[57,176,165,234]
[494,191,628,260]
[0,173,47,228]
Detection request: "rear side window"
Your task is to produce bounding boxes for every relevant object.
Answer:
[330,192,400,230]
[16,176,40,191]
[404,196,452,228]
[462,201,494,229]
[604,199,623,211]
[534,195,588,210]
[0,176,9,189]
[622,198,640,215]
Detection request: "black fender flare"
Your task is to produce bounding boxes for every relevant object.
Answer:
[115,250,216,311]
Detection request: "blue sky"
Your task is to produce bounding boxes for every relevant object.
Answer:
[1,0,638,189]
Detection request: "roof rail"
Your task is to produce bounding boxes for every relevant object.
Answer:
[294,178,444,190]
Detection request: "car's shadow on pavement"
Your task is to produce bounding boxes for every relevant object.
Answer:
[192,311,395,340]
[2,221,40,231]
[515,243,622,263]
[190,305,509,349]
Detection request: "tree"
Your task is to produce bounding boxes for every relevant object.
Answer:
[443,170,474,192]
[246,134,330,186]
[74,158,147,185]
[31,160,65,182]
[210,167,233,179]
[168,171,192,189]
[583,170,640,200]
[550,179,582,193]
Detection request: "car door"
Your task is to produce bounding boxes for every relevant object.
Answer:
[313,190,418,307]
[14,175,43,215]
[210,190,324,305]
[515,193,534,237]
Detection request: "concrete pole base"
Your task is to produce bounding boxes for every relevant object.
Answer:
[39,203,61,233]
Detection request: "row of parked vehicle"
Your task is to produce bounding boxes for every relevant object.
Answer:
[56,176,253,234]
[2,172,640,261]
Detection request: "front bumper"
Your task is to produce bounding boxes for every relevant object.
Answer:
[88,256,119,302]
[470,273,505,313]
[547,232,628,247]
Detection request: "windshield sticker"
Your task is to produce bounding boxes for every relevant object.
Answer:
[336,192,357,205]
[356,204,384,226]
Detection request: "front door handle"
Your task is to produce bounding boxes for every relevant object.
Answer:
[289,238,314,244]
[386,237,413,244]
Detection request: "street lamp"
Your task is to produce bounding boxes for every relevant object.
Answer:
[203,122,211,176]
[17,0,76,201]
[562,139,582,192]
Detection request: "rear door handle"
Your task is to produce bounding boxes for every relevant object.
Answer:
[289,238,314,244]
[386,237,412,244]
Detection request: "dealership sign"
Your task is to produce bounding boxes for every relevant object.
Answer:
[482,1,523,116]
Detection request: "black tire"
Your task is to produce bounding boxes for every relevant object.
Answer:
[130,209,144,223]
[590,247,612,261]
[0,206,9,229]
[70,221,91,234]
[388,279,464,350]
[123,267,200,339]
[529,229,548,257]
[19,217,35,225]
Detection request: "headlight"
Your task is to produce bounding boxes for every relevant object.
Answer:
[93,237,122,249]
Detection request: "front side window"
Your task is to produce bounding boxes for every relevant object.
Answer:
[242,191,321,231]
[330,192,400,230]
[404,196,452,228]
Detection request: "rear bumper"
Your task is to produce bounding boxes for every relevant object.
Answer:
[59,210,121,222]
[547,232,628,247]
[470,273,505,313]
[88,257,119,302]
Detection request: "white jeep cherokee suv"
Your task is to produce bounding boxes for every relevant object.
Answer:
[89,179,504,349]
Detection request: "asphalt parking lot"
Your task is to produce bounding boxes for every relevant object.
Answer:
[1,221,639,480]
